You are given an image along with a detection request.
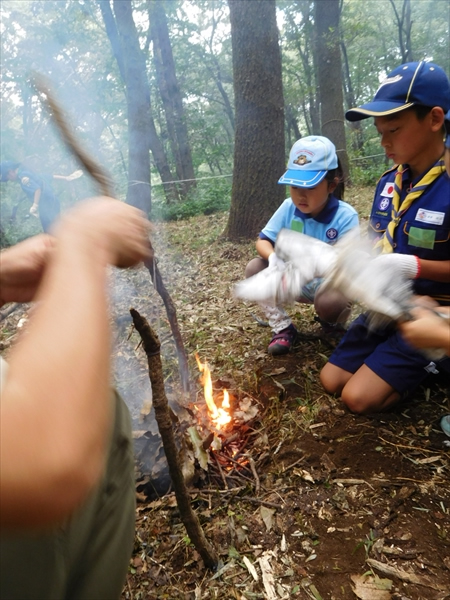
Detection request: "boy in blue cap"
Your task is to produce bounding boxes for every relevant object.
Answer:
[321,61,450,414]
[244,135,359,355]
[0,161,81,233]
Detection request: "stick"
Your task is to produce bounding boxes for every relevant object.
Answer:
[130,308,218,570]
[32,74,190,394]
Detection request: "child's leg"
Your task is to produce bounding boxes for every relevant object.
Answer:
[245,257,296,354]
[321,314,436,414]
[321,362,400,414]
[245,257,268,278]
[314,287,352,324]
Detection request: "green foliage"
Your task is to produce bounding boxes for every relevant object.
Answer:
[152,176,231,222]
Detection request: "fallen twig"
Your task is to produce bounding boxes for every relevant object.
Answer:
[367,558,450,592]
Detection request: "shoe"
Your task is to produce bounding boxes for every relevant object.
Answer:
[268,325,297,355]
[314,316,347,340]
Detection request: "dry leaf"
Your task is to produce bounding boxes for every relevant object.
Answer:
[260,506,276,531]
[351,574,392,600]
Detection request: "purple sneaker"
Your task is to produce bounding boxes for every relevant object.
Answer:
[268,325,297,355]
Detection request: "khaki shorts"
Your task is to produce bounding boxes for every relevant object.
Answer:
[0,391,135,600]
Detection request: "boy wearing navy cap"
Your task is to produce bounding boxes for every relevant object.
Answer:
[0,161,81,233]
[321,62,450,414]
[245,135,359,355]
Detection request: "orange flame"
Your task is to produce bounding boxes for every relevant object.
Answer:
[195,354,232,428]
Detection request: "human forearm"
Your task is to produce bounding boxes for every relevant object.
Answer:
[0,197,150,529]
[399,307,450,354]
[1,234,113,528]
[417,259,450,282]
[255,238,275,261]
[0,235,54,306]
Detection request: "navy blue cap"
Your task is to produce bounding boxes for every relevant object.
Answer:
[346,62,450,122]
[0,161,20,182]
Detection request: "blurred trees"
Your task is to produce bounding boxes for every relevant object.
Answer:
[0,0,448,243]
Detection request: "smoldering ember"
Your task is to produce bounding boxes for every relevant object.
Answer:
[1,1,449,599]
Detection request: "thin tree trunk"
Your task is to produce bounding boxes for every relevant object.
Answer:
[315,0,350,184]
[149,0,196,198]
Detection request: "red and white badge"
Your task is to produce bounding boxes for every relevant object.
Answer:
[381,182,395,197]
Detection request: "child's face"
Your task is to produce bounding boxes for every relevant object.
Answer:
[289,178,335,218]
[445,147,450,177]
[374,109,442,172]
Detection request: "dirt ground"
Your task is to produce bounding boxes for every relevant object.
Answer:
[1,196,449,600]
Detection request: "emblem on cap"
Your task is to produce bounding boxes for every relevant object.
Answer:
[293,155,312,166]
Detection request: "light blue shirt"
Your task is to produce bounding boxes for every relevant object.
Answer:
[260,195,359,245]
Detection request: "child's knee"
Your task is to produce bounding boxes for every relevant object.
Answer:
[245,257,268,278]
[320,363,345,395]
[314,289,351,323]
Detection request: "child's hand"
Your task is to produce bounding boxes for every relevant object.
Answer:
[399,306,450,352]
[268,252,286,270]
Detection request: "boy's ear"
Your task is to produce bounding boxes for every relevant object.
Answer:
[429,106,445,132]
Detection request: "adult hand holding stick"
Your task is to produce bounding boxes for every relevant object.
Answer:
[32,73,190,394]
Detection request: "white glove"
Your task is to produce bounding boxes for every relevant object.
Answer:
[275,229,337,279]
[371,253,419,279]
[234,260,304,305]
[66,169,83,181]
[29,203,39,217]
[322,233,416,323]
[268,252,286,270]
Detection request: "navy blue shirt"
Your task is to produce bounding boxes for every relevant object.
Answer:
[369,165,450,304]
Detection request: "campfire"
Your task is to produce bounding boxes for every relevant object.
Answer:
[190,354,260,489]
[195,353,232,429]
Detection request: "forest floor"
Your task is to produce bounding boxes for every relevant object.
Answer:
[1,187,449,600]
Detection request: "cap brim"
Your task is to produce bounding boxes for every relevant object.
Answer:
[278,169,327,188]
[345,101,415,122]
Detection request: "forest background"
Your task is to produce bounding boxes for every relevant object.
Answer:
[1,0,449,247]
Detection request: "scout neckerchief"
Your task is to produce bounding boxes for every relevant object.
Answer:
[378,157,445,254]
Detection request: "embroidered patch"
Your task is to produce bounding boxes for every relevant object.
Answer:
[408,226,436,249]
[415,208,445,226]
[293,154,312,166]
[291,220,304,233]
[380,183,395,198]
[326,228,338,240]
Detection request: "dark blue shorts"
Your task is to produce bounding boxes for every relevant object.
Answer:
[328,313,441,394]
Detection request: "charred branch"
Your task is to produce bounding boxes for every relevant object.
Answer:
[130,308,218,570]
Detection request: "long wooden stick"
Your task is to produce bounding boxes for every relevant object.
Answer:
[130,308,218,570]
[32,73,190,393]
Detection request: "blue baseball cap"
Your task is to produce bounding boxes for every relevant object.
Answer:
[278,136,338,188]
[445,110,450,149]
[0,161,19,182]
[346,62,450,122]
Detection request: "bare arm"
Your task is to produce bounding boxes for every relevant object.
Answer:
[399,306,450,354]
[418,259,450,282]
[255,238,275,261]
[29,188,41,217]
[0,197,150,530]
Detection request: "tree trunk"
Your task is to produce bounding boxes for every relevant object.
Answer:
[315,0,350,184]
[100,0,179,209]
[389,0,414,62]
[224,0,285,241]
[149,0,196,198]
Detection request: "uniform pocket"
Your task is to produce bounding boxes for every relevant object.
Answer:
[403,221,450,251]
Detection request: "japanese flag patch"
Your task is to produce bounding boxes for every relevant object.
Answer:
[381,182,395,197]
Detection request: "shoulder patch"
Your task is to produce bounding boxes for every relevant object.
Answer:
[326,228,338,240]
